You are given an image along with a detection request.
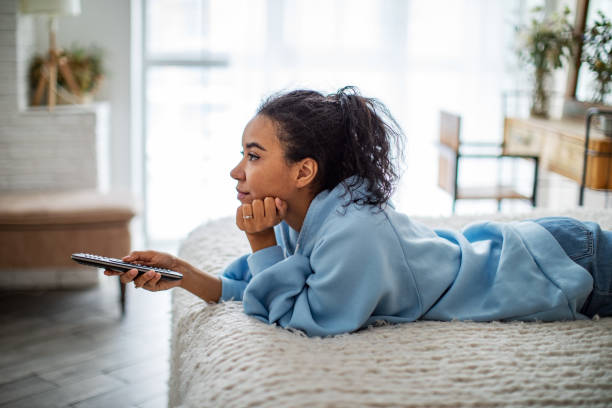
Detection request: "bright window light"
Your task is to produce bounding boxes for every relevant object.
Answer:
[143,0,533,243]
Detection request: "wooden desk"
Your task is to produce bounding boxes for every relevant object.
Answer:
[504,117,612,190]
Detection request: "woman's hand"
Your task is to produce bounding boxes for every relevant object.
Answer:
[236,197,287,234]
[103,250,182,292]
[236,197,287,252]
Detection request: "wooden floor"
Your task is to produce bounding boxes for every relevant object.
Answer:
[0,274,171,408]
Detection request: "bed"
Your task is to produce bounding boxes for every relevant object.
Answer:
[170,208,612,407]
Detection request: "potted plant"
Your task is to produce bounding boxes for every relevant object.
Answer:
[28,44,105,105]
[516,7,576,117]
[582,10,612,136]
[582,11,612,104]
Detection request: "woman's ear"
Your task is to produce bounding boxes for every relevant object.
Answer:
[295,158,318,189]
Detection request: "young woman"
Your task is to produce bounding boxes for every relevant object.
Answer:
[106,86,612,337]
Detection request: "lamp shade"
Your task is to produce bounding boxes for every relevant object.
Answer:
[20,0,81,16]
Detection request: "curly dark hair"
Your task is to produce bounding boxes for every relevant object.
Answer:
[257,86,405,208]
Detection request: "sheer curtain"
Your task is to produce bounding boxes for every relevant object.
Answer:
[143,0,529,244]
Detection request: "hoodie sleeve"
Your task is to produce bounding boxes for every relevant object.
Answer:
[219,224,292,302]
[242,217,401,337]
[219,254,252,301]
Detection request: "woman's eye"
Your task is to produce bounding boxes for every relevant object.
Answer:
[239,150,259,161]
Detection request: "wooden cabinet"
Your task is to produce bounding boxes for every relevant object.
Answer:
[504,117,612,190]
[503,118,544,156]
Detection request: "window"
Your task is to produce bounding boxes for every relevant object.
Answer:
[142,0,524,244]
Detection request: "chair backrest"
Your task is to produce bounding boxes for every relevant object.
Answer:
[437,111,461,195]
[439,111,461,151]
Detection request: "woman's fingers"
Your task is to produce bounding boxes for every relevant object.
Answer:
[122,252,139,262]
[133,270,156,288]
[252,200,265,219]
[242,200,268,232]
[238,204,254,231]
[263,197,276,218]
[236,197,287,234]
[275,198,288,219]
[119,268,139,284]
[104,270,122,276]
[235,206,245,230]
[122,250,177,271]
[123,250,153,263]
[143,272,162,291]
[106,263,180,293]
[241,203,253,220]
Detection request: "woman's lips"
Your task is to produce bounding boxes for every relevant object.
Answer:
[237,191,248,200]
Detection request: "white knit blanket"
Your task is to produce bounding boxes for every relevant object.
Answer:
[170,209,612,408]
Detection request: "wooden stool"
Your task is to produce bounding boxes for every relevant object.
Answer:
[0,190,136,315]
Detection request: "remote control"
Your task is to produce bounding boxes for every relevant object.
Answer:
[70,253,183,280]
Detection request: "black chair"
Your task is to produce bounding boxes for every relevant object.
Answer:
[437,111,539,213]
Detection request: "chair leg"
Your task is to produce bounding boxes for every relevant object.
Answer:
[119,278,127,317]
[497,199,502,212]
[531,157,539,207]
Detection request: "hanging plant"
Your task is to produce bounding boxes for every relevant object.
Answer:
[516,7,576,117]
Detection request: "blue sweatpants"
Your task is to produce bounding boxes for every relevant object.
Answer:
[535,217,612,318]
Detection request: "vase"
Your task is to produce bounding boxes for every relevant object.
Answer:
[530,69,551,118]
[530,68,551,118]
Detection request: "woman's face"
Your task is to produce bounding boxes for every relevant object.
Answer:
[230,115,299,204]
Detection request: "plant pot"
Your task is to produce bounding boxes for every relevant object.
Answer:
[601,116,612,137]
[57,88,96,105]
[563,99,612,118]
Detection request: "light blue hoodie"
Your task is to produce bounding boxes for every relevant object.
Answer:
[220,181,593,337]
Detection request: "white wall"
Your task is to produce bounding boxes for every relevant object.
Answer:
[31,0,135,193]
[0,0,107,192]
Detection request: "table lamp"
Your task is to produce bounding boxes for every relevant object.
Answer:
[20,0,82,110]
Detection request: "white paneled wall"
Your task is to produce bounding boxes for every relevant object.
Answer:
[0,0,19,114]
[0,0,109,193]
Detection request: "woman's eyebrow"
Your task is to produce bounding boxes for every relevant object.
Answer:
[245,142,267,151]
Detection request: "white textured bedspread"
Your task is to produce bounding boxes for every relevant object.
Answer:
[171,209,612,408]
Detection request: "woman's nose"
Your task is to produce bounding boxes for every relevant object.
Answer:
[230,161,244,181]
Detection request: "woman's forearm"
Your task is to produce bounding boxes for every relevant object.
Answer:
[177,258,222,303]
